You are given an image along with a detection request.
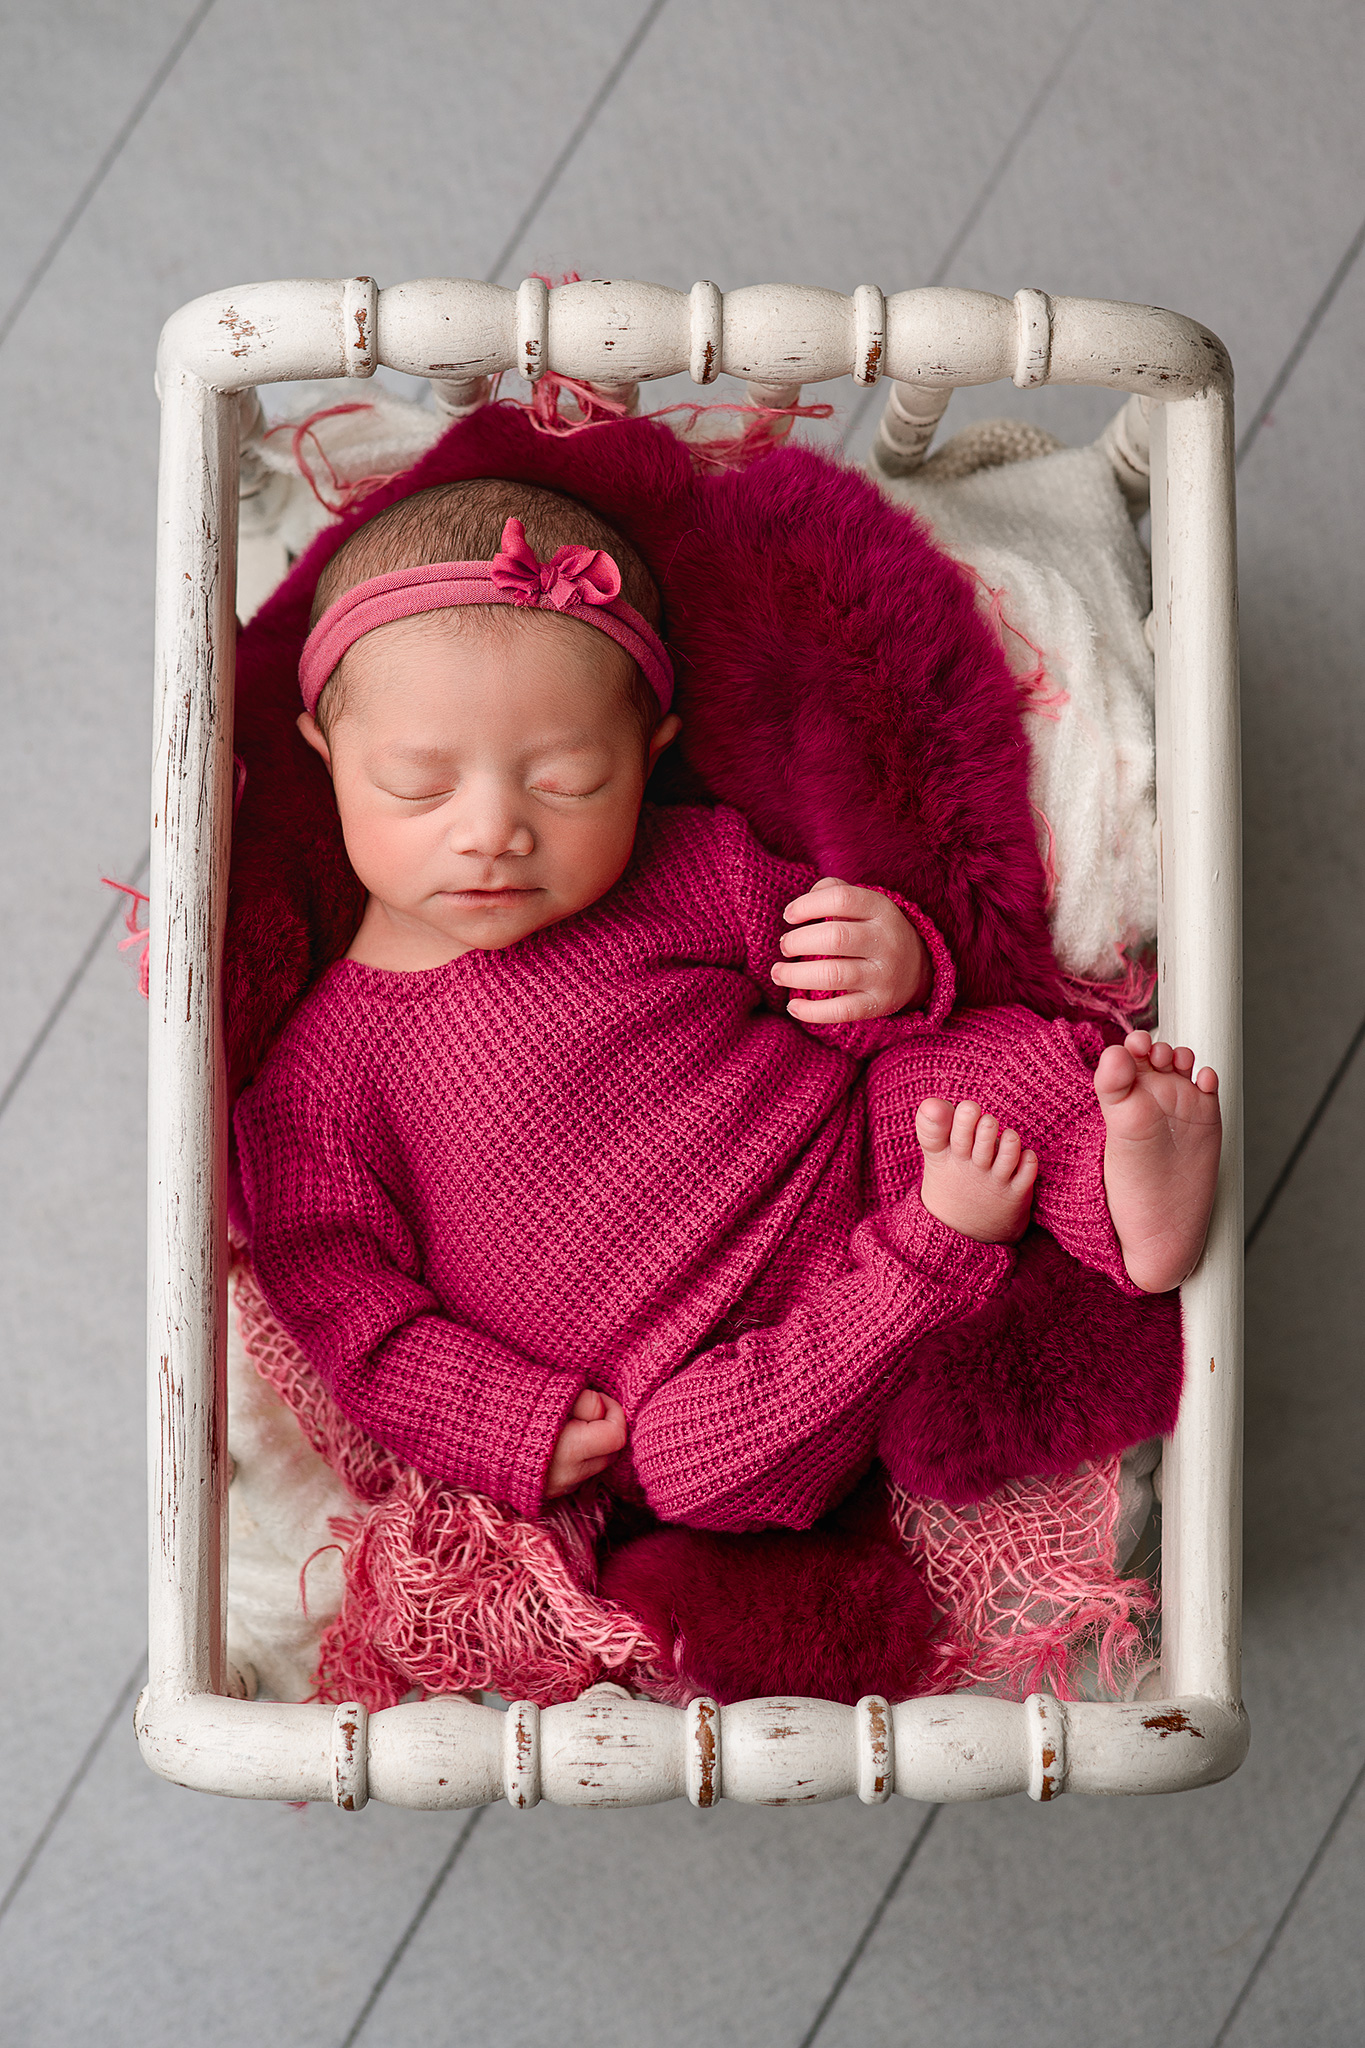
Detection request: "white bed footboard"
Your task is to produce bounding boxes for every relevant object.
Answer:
[139,278,1245,1807]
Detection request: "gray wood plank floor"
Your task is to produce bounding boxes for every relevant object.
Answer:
[1,5,1362,2042]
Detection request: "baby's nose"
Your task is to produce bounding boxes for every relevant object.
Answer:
[448,793,534,859]
[450,811,532,860]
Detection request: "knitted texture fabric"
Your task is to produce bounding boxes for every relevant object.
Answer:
[234,802,1131,1533]
[890,1467,1158,1701]
[231,1256,1157,1711]
[232,1258,667,1709]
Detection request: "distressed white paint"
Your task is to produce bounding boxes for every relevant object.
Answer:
[132,1687,1247,1809]
[156,278,1232,401]
[1149,388,1244,1710]
[1013,286,1053,388]
[331,1701,369,1810]
[141,277,1245,1809]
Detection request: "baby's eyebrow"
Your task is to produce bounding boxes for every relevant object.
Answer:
[381,733,607,763]
[384,741,458,765]
[384,742,457,764]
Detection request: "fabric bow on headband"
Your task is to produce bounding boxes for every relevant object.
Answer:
[489,518,623,609]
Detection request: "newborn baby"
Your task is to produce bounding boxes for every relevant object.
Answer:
[232,477,1220,1534]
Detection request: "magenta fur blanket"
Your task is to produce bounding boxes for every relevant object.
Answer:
[224,406,1181,1695]
[227,402,1066,1096]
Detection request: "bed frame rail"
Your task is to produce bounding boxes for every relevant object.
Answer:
[138,278,1245,1807]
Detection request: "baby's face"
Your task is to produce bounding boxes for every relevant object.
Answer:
[300,611,679,970]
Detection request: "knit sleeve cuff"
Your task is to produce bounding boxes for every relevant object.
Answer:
[482,1366,588,1520]
[866,890,956,1027]
[878,1193,1015,1293]
[796,897,957,1058]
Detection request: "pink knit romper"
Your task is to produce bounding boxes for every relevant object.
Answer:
[233,802,1132,1533]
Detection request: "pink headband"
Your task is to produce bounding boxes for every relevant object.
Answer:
[299,516,673,716]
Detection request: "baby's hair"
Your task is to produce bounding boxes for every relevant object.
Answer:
[309,477,664,744]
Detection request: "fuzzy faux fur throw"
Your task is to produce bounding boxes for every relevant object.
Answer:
[224,405,1182,1677]
[226,403,1067,1098]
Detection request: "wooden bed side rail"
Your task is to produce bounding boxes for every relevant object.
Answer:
[155,276,1232,403]
[134,1684,1250,1810]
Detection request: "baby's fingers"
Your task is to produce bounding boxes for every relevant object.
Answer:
[579,1394,627,1456]
[782,879,877,929]
[784,991,881,1024]
[771,953,872,994]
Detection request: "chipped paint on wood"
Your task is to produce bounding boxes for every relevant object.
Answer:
[1142,1708,1205,1740]
[218,305,259,358]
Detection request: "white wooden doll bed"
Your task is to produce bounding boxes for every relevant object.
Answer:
[136,277,1244,1812]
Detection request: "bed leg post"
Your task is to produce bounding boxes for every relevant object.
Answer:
[1099,393,1152,512]
[869,380,953,476]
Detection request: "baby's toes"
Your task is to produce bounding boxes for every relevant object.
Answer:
[1172,1045,1196,1077]
[1015,1147,1039,1192]
[970,1113,1000,1168]
[949,1100,982,1158]
[1147,1040,1176,1073]
[1094,1042,1139,1107]
[992,1126,1022,1177]
[914,1097,956,1155]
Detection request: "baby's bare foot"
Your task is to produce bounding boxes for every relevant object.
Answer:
[1096,1031,1222,1294]
[916,1099,1038,1244]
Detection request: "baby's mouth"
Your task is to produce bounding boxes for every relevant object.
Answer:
[441,886,538,902]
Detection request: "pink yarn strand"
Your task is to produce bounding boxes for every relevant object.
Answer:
[101,876,150,998]
[262,403,394,515]
[649,396,836,473]
[232,1258,669,1711]
[961,562,1068,718]
[891,1460,1157,1702]
[502,287,836,467]
[1061,949,1158,1031]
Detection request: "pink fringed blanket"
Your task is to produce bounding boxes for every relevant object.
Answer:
[235,1260,1156,1710]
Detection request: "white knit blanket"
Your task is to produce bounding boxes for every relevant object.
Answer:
[877,441,1157,982]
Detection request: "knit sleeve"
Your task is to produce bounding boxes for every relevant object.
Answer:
[233,1068,585,1516]
[627,1195,1014,1531]
[710,805,955,1052]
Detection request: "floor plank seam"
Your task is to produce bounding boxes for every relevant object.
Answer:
[793,1806,941,2048]
[337,1806,486,2048]
[843,0,1102,449]
[485,0,672,287]
[1208,1750,1365,2047]
[0,1653,146,1931]
[1246,1010,1365,1252]
[1237,205,1365,469]
[0,0,219,354]
[0,844,149,1130]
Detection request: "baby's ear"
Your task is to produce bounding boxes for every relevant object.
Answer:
[297,710,331,770]
[648,710,683,767]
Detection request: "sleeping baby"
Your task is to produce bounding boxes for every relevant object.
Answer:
[232,477,1221,1535]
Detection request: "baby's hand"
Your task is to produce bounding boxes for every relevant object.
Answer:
[545,1388,628,1500]
[772,878,931,1023]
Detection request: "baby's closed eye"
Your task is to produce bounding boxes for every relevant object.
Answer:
[531,779,609,800]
